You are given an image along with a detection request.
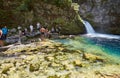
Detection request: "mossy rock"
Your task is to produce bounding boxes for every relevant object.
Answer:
[60,22,85,35]
[1,63,14,74]
[47,75,60,78]
[29,63,40,72]
[45,56,54,61]
[83,53,104,62]
[73,60,82,66]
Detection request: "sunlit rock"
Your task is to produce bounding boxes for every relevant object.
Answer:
[45,56,54,61]
[83,53,104,62]
[1,63,14,74]
[73,59,82,66]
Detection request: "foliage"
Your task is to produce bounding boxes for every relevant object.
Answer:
[52,17,66,24]
[16,0,33,12]
[0,0,3,9]
[0,0,84,34]
[0,10,14,27]
[73,0,87,4]
[60,22,84,35]
[43,0,72,8]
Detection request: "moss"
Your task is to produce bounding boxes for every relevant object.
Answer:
[60,22,84,35]
[47,75,60,78]
[29,63,40,72]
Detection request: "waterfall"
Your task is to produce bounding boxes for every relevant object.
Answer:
[76,13,120,39]
[82,20,95,34]
[82,20,120,39]
[77,13,95,34]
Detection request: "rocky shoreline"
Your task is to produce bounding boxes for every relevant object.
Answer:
[0,39,120,78]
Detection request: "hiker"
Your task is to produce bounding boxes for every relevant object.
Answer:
[1,26,8,40]
[30,24,34,32]
[45,27,50,38]
[40,27,45,41]
[37,22,41,30]
[0,29,4,46]
[51,27,55,33]
[17,25,21,30]
[18,29,22,43]
[24,28,28,35]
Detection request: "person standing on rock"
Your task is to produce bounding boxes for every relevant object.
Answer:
[17,25,21,30]
[37,22,41,30]
[2,26,8,40]
[40,26,45,41]
[0,29,4,46]
[30,24,34,33]
[18,29,22,44]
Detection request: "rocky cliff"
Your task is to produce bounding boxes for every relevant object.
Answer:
[73,0,120,34]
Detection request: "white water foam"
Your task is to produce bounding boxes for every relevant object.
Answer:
[82,20,120,39]
[82,20,95,34]
[83,33,120,39]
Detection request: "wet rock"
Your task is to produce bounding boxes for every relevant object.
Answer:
[9,28,17,33]
[6,35,19,44]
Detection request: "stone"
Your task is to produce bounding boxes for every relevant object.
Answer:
[73,60,82,66]
[50,62,60,67]
[29,63,40,72]
[10,28,17,33]
[1,63,14,74]
[45,56,54,61]
[84,53,104,62]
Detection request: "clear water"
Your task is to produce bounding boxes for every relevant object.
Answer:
[86,37,120,57]
[54,37,120,58]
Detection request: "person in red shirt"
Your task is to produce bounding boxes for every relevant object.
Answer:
[0,29,4,47]
[40,27,45,41]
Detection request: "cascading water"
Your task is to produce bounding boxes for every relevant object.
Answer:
[82,20,95,34]
[81,20,120,57]
[82,20,120,39]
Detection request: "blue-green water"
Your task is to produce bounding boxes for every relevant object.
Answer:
[54,37,120,58]
[86,37,120,57]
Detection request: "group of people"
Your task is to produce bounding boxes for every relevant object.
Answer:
[0,26,8,46]
[0,22,61,46]
[17,22,50,41]
[17,22,41,36]
[39,26,50,41]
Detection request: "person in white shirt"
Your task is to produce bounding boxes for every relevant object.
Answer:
[37,22,41,30]
[17,25,21,30]
[30,24,33,32]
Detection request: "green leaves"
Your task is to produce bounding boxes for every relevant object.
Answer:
[42,0,72,8]
[16,0,32,12]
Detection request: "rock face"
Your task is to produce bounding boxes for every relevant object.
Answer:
[73,0,120,34]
